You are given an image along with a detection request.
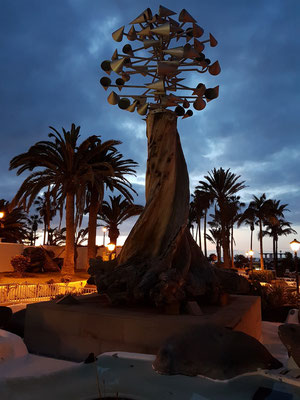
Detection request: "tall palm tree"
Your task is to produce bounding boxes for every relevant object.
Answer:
[206,222,222,263]
[98,195,143,245]
[27,214,42,245]
[193,188,214,257]
[189,196,204,249]
[197,168,246,267]
[34,190,57,245]
[225,196,245,268]
[263,199,292,271]
[263,219,296,273]
[247,194,271,270]
[84,144,137,267]
[238,206,256,253]
[9,124,112,275]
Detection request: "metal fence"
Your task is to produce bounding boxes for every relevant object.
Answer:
[0,282,97,304]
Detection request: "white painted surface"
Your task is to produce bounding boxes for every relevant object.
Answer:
[0,323,300,399]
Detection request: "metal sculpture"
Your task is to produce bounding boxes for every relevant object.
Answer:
[91,6,223,308]
[100,5,220,118]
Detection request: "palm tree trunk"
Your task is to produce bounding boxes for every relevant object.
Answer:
[274,236,278,274]
[221,224,230,268]
[259,219,264,270]
[195,224,199,245]
[204,211,207,258]
[62,192,75,275]
[43,221,47,245]
[198,218,202,251]
[217,241,221,263]
[87,186,102,269]
[250,227,253,252]
[231,225,234,268]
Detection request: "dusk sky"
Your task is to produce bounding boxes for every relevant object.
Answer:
[1,0,300,255]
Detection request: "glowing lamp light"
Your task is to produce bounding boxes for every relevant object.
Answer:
[248,250,254,257]
[245,252,249,257]
[0,211,4,219]
[102,227,107,232]
[107,243,116,252]
[290,239,300,253]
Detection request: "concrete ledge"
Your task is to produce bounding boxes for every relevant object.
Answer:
[24,295,261,362]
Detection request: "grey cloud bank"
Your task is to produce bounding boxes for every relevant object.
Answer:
[1,0,300,252]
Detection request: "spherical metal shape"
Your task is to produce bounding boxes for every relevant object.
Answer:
[118,98,131,109]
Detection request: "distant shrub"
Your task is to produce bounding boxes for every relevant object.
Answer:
[250,270,275,283]
[260,283,298,321]
[10,255,30,275]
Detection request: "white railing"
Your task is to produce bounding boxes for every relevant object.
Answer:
[0,282,97,304]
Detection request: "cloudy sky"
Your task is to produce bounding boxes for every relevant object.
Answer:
[1,0,299,255]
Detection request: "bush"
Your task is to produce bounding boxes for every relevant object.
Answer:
[22,247,45,272]
[10,255,30,275]
[249,270,275,283]
[260,283,298,321]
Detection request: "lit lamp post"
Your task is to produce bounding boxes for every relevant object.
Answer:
[0,211,5,243]
[248,250,254,271]
[106,242,116,261]
[102,227,107,246]
[290,239,300,297]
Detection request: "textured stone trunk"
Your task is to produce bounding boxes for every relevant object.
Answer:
[90,110,219,306]
[118,109,190,264]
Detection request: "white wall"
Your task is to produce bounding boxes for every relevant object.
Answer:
[0,244,123,272]
[0,243,24,272]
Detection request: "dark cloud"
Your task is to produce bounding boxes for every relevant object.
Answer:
[1,0,300,250]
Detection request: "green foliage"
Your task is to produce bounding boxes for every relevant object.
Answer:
[260,284,298,310]
[234,254,248,268]
[98,195,143,244]
[10,255,30,275]
[250,270,275,283]
[0,199,29,243]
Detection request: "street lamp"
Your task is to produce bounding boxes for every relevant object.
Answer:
[0,211,4,243]
[106,242,116,260]
[290,239,300,296]
[102,227,107,246]
[248,250,254,271]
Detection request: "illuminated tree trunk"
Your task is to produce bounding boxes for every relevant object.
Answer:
[62,192,75,275]
[87,187,100,268]
[91,110,219,306]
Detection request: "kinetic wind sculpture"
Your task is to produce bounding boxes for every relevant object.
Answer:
[93,6,222,308]
[100,6,220,118]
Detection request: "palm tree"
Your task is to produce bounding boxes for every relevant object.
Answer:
[34,190,57,245]
[47,227,66,246]
[189,196,204,249]
[238,206,256,253]
[10,124,112,275]
[193,188,214,257]
[247,194,271,270]
[206,223,222,263]
[27,214,42,245]
[0,199,29,243]
[225,196,245,268]
[263,199,292,271]
[197,168,246,267]
[98,195,143,245]
[84,143,137,267]
[263,219,296,273]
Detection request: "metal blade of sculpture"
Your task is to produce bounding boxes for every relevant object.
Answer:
[100,6,220,118]
[93,6,225,309]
